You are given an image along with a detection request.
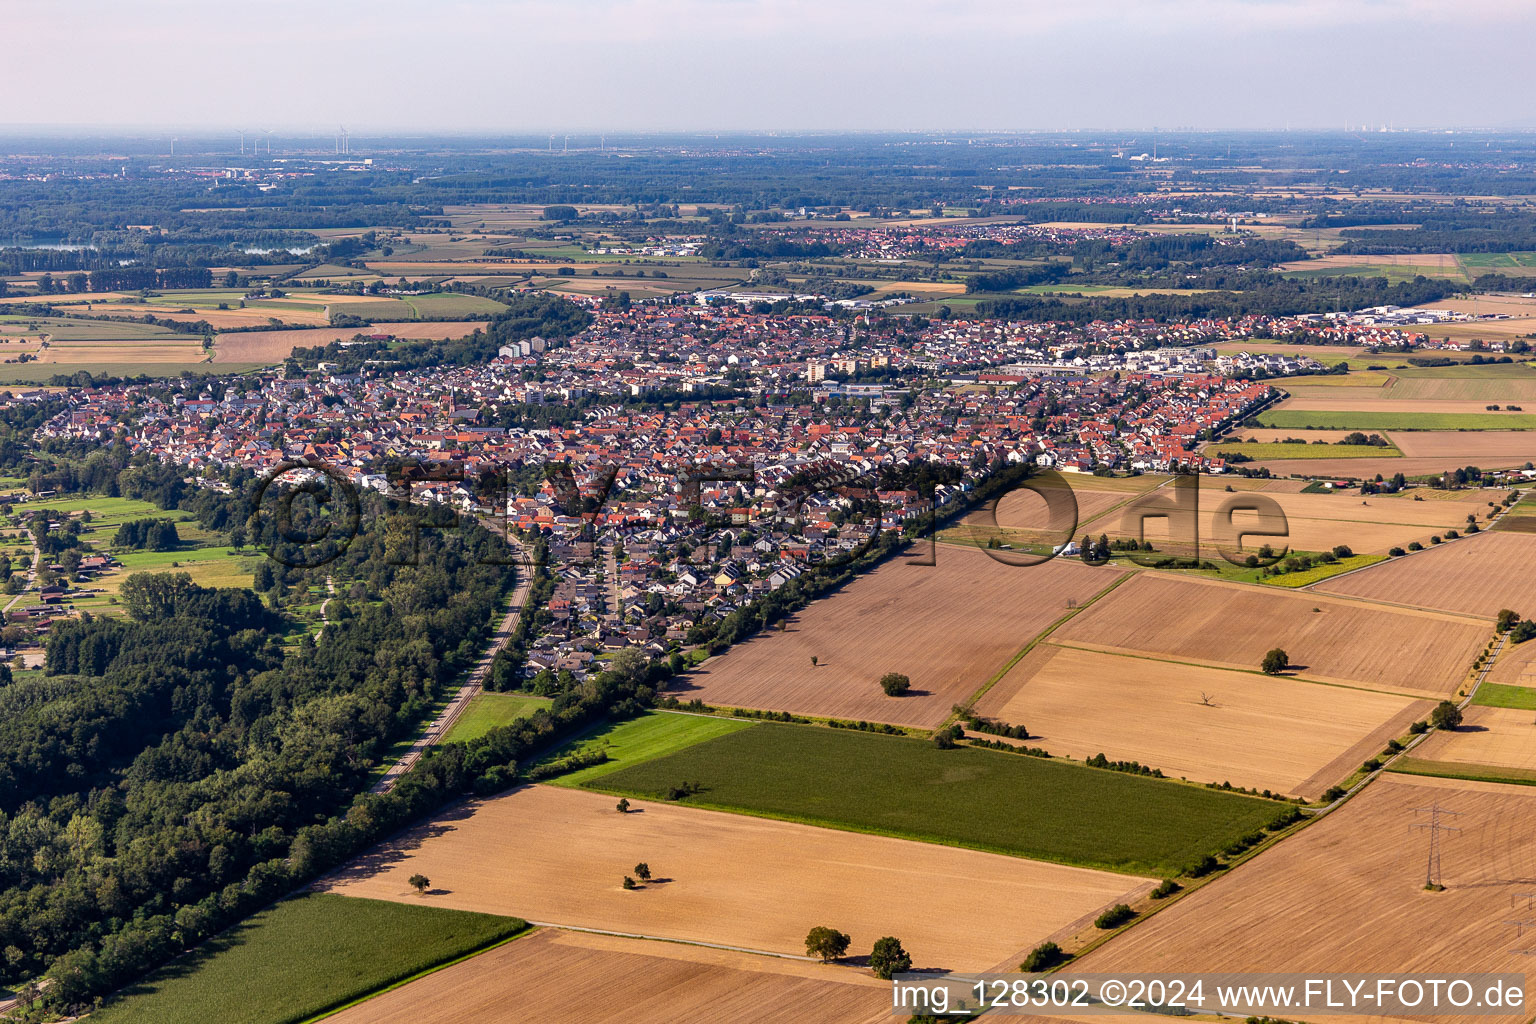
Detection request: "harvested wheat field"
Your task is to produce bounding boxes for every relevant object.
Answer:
[1053,573,1488,697]
[319,785,1147,971]
[1390,431,1536,463]
[1241,455,1500,478]
[976,644,1428,798]
[1274,394,1511,414]
[323,928,890,1024]
[212,321,486,363]
[1106,487,1487,556]
[43,343,206,364]
[1075,775,1536,1024]
[1317,532,1536,618]
[668,545,1124,727]
[1488,639,1536,685]
[953,475,1164,546]
[1412,706,1536,772]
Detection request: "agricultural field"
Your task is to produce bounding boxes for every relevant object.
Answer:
[1075,775,1536,1024]
[666,545,1125,728]
[320,783,1149,970]
[323,928,891,1024]
[1408,705,1536,775]
[440,693,553,744]
[535,709,755,785]
[1315,531,1536,619]
[950,472,1167,545]
[1207,441,1401,461]
[1051,573,1489,697]
[1256,409,1536,431]
[582,722,1281,876]
[88,894,527,1024]
[1276,252,1471,284]
[212,321,487,363]
[974,644,1428,799]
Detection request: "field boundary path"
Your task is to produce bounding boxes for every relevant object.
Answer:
[2,533,40,614]
[371,526,533,793]
[523,922,821,962]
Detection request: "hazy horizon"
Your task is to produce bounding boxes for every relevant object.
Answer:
[14,0,1536,133]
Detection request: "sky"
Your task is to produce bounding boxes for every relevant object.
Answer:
[10,0,1536,133]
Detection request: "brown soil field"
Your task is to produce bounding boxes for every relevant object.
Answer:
[1075,775,1536,1024]
[976,644,1428,799]
[1316,532,1536,618]
[1052,573,1488,697]
[212,321,485,363]
[323,928,891,1024]
[1390,431,1536,461]
[1412,705,1536,772]
[320,785,1148,971]
[667,545,1125,727]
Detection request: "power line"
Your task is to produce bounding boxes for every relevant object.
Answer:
[1410,804,1463,889]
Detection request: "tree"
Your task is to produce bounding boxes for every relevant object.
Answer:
[1431,700,1463,730]
[622,875,637,890]
[810,655,818,667]
[616,798,630,813]
[805,926,851,962]
[1261,648,1289,675]
[1499,609,1521,633]
[408,874,430,894]
[634,862,651,881]
[869,936,912,980]
[879,672,911,696]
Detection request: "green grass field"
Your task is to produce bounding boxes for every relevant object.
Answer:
[1473,682,1536,710]
[585,723,1281,876]
[540,710,754,786]
[1209,442,1401,461]
[442,692,553,744]
[88,894,528,1024]
[1257,410,1536,431]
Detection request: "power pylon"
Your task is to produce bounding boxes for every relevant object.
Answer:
[1410,804,1462,889]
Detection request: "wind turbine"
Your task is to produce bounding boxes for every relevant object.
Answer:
[237,129,246,155]
[263,129,275,155]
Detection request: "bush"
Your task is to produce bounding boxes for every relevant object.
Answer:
[1020,941,1067,972]
[879,672,911,697]
[1430,700,1463,730]
[1261,648,1289,675]
[1150,879,1182,899]
[1408,541,1423,551]
[1095,903,1137,929]
[932,724,963,749]
[1322,786,1347,802]
[1389,547,1406,557]
[1408,720,1429,735]
[869,936,913,980]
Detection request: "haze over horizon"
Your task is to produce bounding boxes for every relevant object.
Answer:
[13,0,1536,134]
